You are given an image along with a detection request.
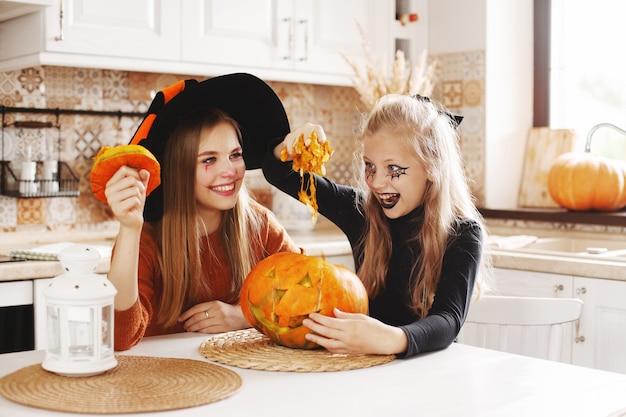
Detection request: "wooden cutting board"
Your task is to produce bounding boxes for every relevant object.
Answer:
[518,127,580,208]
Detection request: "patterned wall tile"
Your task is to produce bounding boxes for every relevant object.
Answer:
[43,66,75,96]
[128,72,156,101]
[16,68,46,108]
[327,161,354,186]
[1,129,18,161]
[102,70,129,102]
[16,67,44,94]
[73,129,100,161]
[433,50,486,206]
[462,51,485,79]
[0,51,488,228]
[74,68,103,103]
[0,71,24,110]
[75,194,113,224]
[458,106,484,136]
[437,53,464,81]
[331,110,362,137]
[45,95,81,109]
[462,79,483,107]
[17,198,45,225]
[331,87,362,112]
[65,159,94,194]
[0,196,17,229]
[442,81,463,108]
[45,197,77,227]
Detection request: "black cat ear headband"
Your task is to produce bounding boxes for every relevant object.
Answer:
[411,94,464,128]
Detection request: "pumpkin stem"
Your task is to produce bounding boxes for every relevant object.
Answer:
[585,122,626,153]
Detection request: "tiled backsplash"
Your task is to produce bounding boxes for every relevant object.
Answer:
[0,50,486,232]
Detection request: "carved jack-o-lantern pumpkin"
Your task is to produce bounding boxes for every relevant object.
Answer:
[240,252,368,349]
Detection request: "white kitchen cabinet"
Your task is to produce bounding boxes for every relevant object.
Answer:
[0,280,33,306]
[0,0,53,22]
[482,268,626,374]
[572,277,626,374]
[463,268,576,363]
[489,267,574,298]
[0,0,395,86]
[0,0,181,71]
[43,0,181,60]
[33,277,53,350]
[181,0,392,85]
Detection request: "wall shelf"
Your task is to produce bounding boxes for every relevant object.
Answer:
[0,161,79,198]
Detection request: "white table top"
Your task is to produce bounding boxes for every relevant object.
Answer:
[1,333,626,417]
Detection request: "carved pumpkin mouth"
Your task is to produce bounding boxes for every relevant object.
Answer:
[249,305,318,335]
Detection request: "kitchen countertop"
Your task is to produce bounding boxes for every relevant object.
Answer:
[488,250,626,281]
[1,332,626,416]
[485,223,626,281]
[283,220,352,257]
[0,219,623,283]
[0,220,354,282]
[0,226,119,281]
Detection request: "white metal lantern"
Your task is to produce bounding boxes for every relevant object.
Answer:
[42,244,117,377]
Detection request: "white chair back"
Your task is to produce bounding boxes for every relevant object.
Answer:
[459,295,584,362]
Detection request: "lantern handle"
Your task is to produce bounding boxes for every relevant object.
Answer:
[585,122,626,153]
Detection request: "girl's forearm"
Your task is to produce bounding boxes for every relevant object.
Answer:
[108,225,142,310]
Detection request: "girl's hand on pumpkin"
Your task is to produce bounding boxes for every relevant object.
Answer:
[274,122,327,160]
[303,308,408,356]
[104,166,150,229]
[178,300,251,334]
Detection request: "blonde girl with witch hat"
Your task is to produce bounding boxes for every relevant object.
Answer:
[103,73,300,351]
[263,94,489,358]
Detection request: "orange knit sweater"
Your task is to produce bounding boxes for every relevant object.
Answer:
[114,205,299,350]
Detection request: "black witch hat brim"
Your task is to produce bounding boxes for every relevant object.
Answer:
[128,72,290,221]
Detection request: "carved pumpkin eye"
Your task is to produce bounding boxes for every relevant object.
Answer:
[241,252,368,349]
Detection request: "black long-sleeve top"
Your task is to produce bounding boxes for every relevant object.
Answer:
[262,149,483,358]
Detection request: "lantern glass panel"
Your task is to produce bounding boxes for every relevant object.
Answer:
[46,305,61,355]
[101,304,114,356]
[67,306,94,358]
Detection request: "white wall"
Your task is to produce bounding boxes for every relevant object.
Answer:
[484,0,533,208]
[428,0,533,209]
[429,0,486,53]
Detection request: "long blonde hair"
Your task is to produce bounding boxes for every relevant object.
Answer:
[354,94,488,318]
[155,109,266,327]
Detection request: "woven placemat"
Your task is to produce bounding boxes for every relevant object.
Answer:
[0,355,242,414]
[199,328,395,372]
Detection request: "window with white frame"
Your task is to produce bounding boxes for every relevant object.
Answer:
[548,0,626,160]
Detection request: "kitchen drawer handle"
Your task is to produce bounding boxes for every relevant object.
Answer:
[298,19,309,61]
[576,287,587,295]
[282,17,293,60]
[575,320,585,343]
[553,284,564,293]
[55,0,64,41]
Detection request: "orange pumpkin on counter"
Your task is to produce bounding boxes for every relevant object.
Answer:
[90,144,161,204]
[240,252,368,349]
[547,151,626,211]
